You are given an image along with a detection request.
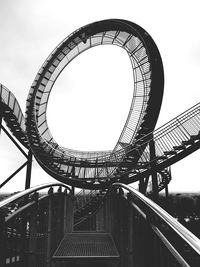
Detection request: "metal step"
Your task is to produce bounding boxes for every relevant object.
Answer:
[173,145,186,151]
[182,139,194,146]
[164,150,177,156]
[52,232,119,264]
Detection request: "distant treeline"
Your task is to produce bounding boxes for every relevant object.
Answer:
[159,193,200,238]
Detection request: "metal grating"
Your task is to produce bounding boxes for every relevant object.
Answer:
[53,233,119,259]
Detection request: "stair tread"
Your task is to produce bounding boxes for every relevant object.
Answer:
[164,150,177,155]
[53,232,119,259]
[173,145,185,150]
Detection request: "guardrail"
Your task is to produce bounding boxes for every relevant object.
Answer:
[74,182,200,265]
[109,183,200,266]
[0,183,73,267]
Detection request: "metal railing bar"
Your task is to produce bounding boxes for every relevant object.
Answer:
[5,192,65,223]
[113,183,200,255]
[152,225,190,267]
[0,182,72,208]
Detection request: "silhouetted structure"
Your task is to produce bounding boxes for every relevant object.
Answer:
[0,19,200,266]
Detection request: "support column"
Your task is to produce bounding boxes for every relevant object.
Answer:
[139,177,145,193]
[149,137,159,202]
[165,183,169,199]
[0,105,3,135]
[71,186,75,195]
[25,150,33,189]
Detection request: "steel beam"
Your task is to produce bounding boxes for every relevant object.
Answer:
[0,161,28,189]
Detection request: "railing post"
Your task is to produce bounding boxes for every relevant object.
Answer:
[63,189,68,234]
[0,210,6,266]
[46,187,53,267]
[104,188,115,234]
[28,192,39,267]
[56,186,63,244]
[64,191,74,233]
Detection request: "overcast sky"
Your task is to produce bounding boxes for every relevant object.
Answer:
[0,0,200,193]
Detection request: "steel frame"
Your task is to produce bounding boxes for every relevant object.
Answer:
[0,122,32,190]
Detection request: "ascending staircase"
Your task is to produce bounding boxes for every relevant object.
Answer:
[74,189,106,229]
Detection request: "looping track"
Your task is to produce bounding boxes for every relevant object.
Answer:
[1,19,165,189]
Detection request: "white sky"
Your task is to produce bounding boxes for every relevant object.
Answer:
[0,0,200,193]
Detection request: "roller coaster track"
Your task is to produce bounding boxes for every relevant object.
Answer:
[24,19,164,188]
[0,19,200,192]
[1,19,200,266]
[1,82,199,189]
[1,18,164,189]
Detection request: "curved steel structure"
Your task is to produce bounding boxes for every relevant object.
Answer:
[2,20,200,266]
[24,19,164,188]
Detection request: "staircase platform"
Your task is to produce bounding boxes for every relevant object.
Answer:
[52,232,120,266]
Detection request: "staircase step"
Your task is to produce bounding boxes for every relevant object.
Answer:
[182,140,194,146]
[164,151,177,156]
[173,145,186,151]
[156,155,167,161]
[52,232,119,264]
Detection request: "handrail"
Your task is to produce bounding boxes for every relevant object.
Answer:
[0,182,72,208]
[0,84,26,131]
[112,183,200,256]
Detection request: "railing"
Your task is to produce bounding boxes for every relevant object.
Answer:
[0,83,29,148]
[104,183,200,266]
[137,102,200,163]
[1,79,200,189]
[0,84,25,132]
[69,182,200,266]
[26,19,156,161]
[1,182,200,266]
[34,101,200,184]
[0,183,73,267]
